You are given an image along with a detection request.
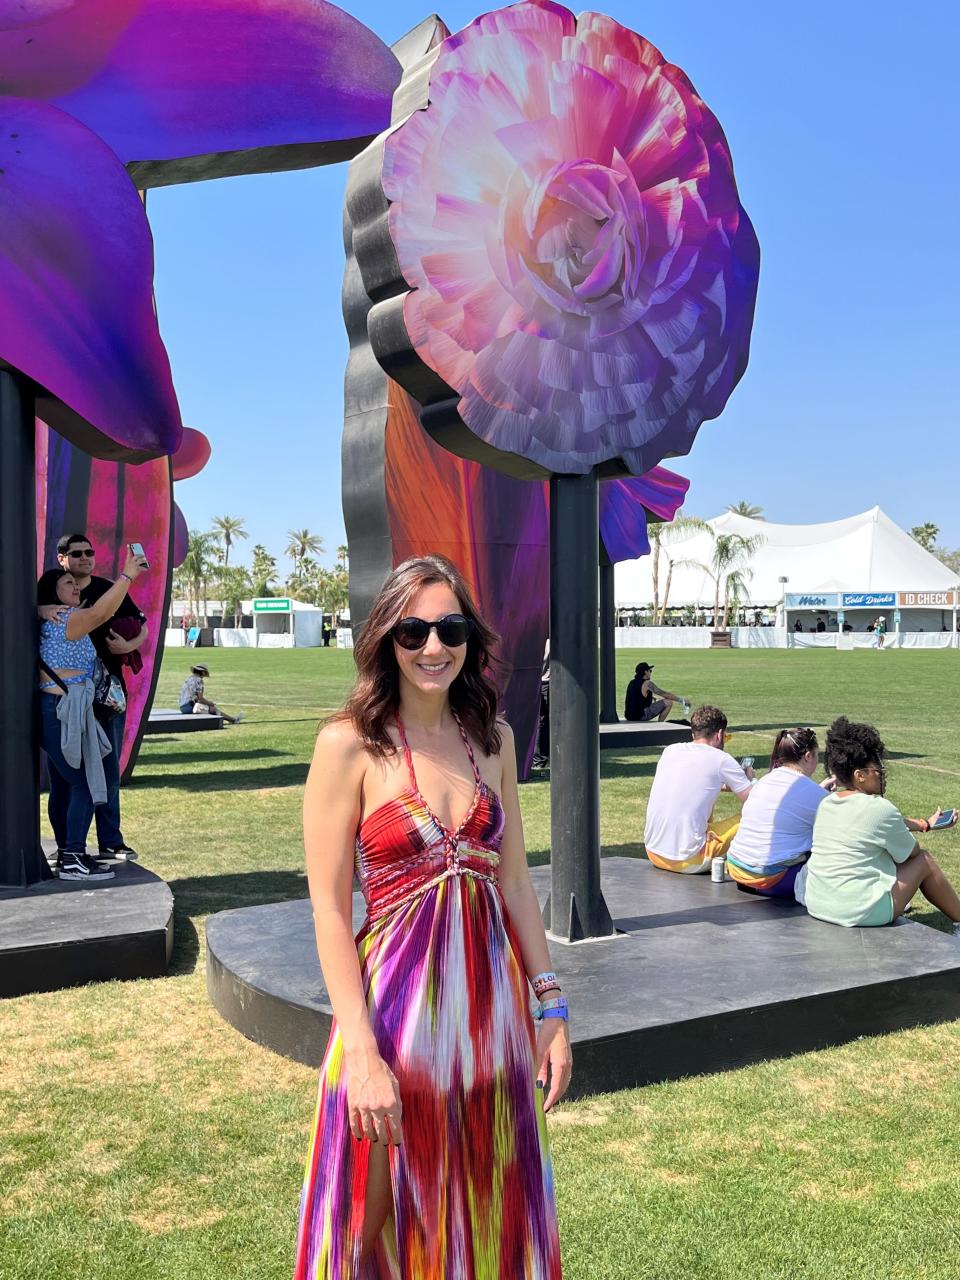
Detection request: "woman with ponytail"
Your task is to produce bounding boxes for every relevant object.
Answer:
[727,728,834,897]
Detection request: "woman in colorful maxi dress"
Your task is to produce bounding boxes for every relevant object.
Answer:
[295,555,570,1278]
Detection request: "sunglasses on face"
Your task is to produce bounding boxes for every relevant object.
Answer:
[392,614,474,650]
[67,548,94,558]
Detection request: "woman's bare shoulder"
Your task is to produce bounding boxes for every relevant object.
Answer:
[313,716,367,770]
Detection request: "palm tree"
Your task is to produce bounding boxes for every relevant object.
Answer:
[336,543,349,570]
[180,530,218,627]
[727,500,764,519]
[211,515,248,566]
[708,532,765,631]
[649,512,712,623]
[910,522,939,552]
[285,529,324,586]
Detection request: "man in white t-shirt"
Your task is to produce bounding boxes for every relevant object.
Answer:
[644,705,755,873]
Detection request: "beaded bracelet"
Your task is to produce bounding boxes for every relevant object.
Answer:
[532,971,558,998]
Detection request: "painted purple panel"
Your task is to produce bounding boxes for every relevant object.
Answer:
[2,0,400,184]
[0,99,181,461]
[599,466,689,564]
[364,1,759,478]
[171,500,188,568]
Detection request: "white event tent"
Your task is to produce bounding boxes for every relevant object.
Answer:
[614,508,959,649]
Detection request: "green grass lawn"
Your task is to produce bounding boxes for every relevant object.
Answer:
[2,646,959,1279]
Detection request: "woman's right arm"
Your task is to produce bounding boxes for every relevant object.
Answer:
[303,722,404,1146]
[65,549,146,640]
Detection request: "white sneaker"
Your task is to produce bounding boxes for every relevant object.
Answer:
[234,710,244,723]
[950,922,960,940]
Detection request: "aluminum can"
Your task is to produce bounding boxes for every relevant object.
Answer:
[710,856,726,882]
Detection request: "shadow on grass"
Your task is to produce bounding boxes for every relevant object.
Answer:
[137,748,291,767]
[128,763,309,791]
[168,868,309,975]
[169,868,308,918]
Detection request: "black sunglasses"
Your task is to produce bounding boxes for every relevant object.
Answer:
[392,614,474,650]
[67,548,95,558]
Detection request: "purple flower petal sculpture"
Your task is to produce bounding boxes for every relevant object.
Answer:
[1,0,400,460]
[600,467,690,563]
[354,0,759,479]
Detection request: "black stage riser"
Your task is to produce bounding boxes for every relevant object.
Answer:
[205,860,960,1098]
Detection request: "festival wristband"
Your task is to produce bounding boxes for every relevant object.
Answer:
[532,995,569,1022]
[532,971,558,997]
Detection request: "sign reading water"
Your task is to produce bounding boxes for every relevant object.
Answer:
[253,597,292,613]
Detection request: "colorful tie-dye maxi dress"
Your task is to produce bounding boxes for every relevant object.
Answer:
[294,715,562,1279]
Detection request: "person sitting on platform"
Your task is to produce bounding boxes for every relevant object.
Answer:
[179,663,243,723]
[624,661,689,723]
[726,728,834,898]
[644,705,755,874]
[36,550,146,880]
[795,718,960,933]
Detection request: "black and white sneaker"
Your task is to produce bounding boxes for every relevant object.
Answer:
[59,852,115,881]
[99,845,139,862]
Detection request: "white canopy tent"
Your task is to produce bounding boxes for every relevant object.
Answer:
[615,507,958,608]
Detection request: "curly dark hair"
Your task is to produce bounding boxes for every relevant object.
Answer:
[336,555,502,760]
[824,717,886,786]
[690,705,727,739]
[771,727,819,769]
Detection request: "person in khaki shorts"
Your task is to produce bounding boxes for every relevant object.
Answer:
[644,705,755,873]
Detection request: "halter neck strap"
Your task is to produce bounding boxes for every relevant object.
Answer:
[395,710,482,788]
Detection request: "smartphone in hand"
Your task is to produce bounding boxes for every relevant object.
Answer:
[128,541,149,569]
[931,808,958,830]
[740,756,755,770]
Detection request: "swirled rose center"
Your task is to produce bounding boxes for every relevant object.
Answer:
[518,159,644,316]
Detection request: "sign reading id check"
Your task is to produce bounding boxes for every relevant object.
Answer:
[897,591,956,608]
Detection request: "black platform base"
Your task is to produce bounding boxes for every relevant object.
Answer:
[599,721,691,750]
[144,708,223,734]
[0,856,175,998]
[206,858,960,1097]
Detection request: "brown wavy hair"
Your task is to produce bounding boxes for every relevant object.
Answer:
[337,555,503,759]
[770,727,819,768]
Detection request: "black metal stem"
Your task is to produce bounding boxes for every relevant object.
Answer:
[0,370,49,886]
[543,469,614,942]
[599,557,619,724]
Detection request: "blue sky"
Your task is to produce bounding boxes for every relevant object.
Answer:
[148,0,960,573]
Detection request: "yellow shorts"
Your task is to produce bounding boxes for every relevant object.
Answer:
[646,814,741,874]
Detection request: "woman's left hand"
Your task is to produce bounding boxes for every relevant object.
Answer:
[929,808,957,830]
[536,1019,572,1112]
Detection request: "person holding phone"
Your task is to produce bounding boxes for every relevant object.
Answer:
[796,718,960,933]
[36,548,146,879]
[644,705,755,873]
[727,728,834,897]
[44,533,149,862]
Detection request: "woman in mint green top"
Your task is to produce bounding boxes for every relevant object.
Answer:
[796,717,960,932]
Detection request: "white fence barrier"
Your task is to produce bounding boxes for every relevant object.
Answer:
[614,626,787,649]
[616,626,957,650]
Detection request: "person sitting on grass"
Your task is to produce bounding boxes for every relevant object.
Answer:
[624,661,689,723]
[644,705,755,873]
[727,728,834,898]
[795,717,960,934]
[178,663,243,724]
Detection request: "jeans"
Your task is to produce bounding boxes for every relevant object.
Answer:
[49,705,125,850]
[40,693,95,854]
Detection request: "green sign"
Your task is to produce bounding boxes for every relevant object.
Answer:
[253,597,291,613]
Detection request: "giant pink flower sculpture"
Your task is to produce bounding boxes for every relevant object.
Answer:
[360,0,759,478]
